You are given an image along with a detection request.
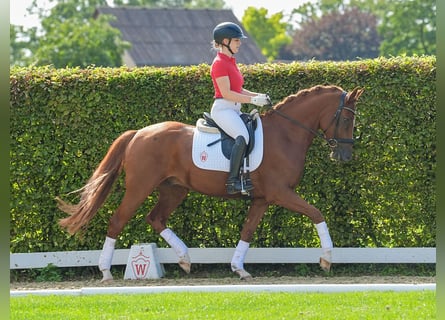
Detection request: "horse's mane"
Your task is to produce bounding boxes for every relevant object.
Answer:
[265,85,343,115]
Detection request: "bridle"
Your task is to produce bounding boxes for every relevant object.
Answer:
[266,91,356,148]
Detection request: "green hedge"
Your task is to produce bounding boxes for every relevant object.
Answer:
[10,56,436,253]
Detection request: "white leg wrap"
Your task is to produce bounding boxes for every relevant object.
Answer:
[160,228,188,258]
[316,221,333,249]
[231,240,250,271]
[316,221,333,261]
[98,236,116,271]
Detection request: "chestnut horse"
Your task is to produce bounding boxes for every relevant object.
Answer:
[58,85,363,281]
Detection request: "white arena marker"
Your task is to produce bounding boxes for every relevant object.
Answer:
[123,243,164,280]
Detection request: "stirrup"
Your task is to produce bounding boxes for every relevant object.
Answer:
[240,177,254,195]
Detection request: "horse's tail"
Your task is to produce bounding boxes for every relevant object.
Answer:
[57,130,138,235]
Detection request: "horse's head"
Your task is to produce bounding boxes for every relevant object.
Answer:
[320,87,364,162]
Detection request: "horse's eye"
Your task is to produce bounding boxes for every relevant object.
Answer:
[342,118,352,128]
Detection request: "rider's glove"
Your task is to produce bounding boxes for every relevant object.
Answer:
[250,94,271,107]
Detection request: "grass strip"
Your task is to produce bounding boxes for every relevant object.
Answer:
[10,290,435,319]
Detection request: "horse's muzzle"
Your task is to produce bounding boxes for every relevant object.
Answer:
[330,147,353,162]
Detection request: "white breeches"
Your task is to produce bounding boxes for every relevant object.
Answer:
[210,99,249,144]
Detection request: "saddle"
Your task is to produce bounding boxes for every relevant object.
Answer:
[198,109,259,160]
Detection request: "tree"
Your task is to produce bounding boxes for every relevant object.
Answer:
[288,0,436,58]
[10,0,225,67]
[283,7,380,61]
[10,25,37,66]
[241,7,292,61]
[34,15,130,67]
[378,0,436,56]
[10,0,129,67]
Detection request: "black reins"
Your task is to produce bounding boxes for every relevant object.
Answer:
[265,91,356,148]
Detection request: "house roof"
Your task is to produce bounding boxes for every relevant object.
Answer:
[94,7,267,67]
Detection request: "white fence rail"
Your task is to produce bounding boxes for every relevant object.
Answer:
[10,247,435,269]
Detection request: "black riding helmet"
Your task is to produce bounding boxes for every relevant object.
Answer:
[213,22,247,54]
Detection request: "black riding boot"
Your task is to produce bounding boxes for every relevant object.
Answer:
[226,136,253,194]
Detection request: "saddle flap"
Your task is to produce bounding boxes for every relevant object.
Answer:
[192,116,264,173]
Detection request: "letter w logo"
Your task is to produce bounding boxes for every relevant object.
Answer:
[131,254,150,279]
[135,263,147,276]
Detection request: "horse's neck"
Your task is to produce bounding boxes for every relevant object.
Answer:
[267,98,322,142]
[262,107,318,159]
[288,94,325,120]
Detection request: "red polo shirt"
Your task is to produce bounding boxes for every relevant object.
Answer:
[211,52,244,98]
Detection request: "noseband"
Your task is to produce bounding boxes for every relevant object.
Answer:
[267,91,356,148]
[325,91,356,147]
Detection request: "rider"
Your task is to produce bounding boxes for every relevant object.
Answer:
[210,21,270,194]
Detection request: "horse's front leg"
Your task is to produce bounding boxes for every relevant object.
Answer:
[315,221,333,271]
[159,228,191,273]
[274,189,333,272]
[231,198,269,280]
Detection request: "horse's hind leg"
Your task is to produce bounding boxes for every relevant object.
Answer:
[99,183,156,282]
[146,182,191,273]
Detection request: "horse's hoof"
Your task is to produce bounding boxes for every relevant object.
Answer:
[179,253,191,274]
[319,257,332,272]
[100,269,113,282]
[233,268,253,280]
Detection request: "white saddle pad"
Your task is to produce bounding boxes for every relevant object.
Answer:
[192,118,264,172]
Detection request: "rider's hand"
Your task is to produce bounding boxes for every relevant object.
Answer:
[259,93,272,105]
[250,94,271,107]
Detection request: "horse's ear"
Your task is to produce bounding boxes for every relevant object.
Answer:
[347,87,364,103]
